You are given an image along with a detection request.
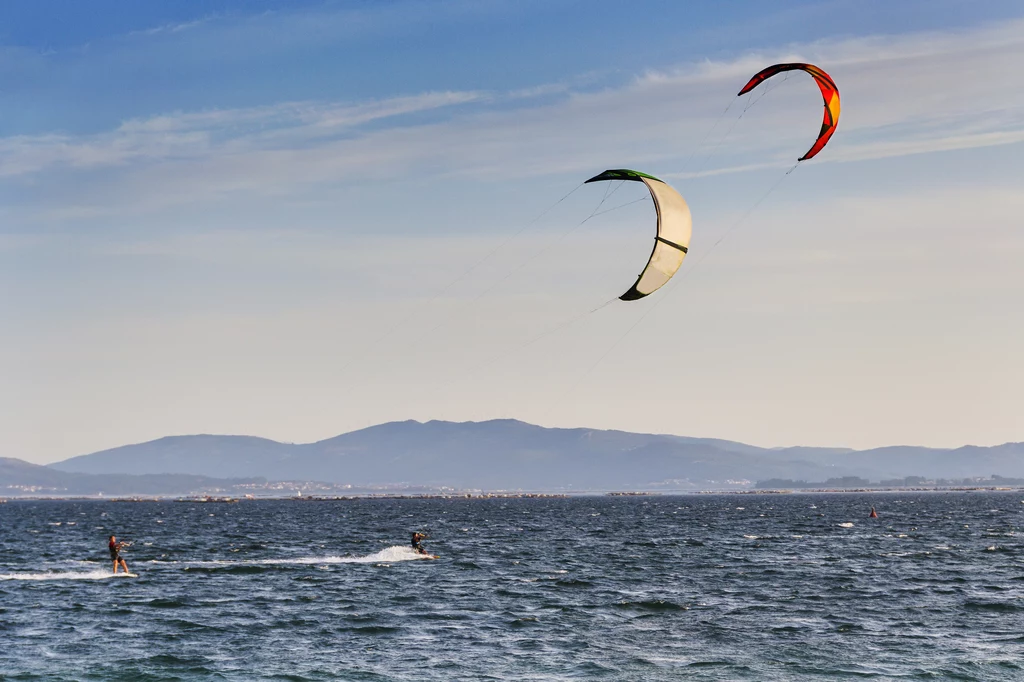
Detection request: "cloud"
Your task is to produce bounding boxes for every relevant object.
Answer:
[0,90,488,178]
[128,17,214,38]
[2,17,1023,224]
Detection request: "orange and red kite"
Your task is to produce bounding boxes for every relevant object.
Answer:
[738,63,840,161]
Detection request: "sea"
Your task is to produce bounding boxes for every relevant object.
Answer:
[1,492,1021,680]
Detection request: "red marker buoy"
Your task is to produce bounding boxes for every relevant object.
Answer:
[869,507,878,518]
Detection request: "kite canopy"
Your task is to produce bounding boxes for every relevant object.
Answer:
[738,63,840,161]
[585,169,692,301]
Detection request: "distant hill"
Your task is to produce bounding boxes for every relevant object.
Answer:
[1,457,264,497]
[45,419,1024,491]
[51,434,294,481]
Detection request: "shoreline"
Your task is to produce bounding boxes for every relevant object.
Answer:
[2,485,1022,503]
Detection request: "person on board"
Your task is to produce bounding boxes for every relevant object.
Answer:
[108,535,130,574]
[411,532,429,555]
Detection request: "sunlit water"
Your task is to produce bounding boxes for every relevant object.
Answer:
[1,493,1022,680]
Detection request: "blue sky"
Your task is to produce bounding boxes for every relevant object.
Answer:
[2,1,1022,463]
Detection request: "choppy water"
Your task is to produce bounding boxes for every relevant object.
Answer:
[1,493,1022,680]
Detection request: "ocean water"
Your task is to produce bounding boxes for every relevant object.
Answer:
[1,493,1022,680]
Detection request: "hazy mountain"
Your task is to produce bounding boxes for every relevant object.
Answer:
[49,435,294,480]
[1,457,263,496]
[46,419,1024,491]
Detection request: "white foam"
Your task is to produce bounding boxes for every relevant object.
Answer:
[0,571,137,581]
[838,523,855,528]
[171,545,435,568]
[259,545,433,565]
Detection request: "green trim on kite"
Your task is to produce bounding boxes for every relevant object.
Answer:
[585,169,663,184]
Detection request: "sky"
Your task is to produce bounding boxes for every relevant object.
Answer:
[2,0,1023,463]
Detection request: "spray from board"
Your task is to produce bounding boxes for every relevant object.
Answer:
[147,545,437,568]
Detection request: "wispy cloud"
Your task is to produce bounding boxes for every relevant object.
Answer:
[0,90,488,178]
[128,17,214,38]
[2,18,1023,222]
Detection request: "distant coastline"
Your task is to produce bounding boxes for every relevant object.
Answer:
[4,483,1023,503]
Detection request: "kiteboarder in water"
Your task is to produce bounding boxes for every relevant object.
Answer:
[108,535,130,574]
[411,532,429,555]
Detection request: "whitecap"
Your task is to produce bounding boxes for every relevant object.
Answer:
[838,523,855,528]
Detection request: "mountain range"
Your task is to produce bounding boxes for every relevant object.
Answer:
[0,419,1014,495]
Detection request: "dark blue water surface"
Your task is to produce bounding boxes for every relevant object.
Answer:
[1,493,1022,680]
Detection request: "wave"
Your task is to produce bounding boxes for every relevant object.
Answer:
[615,599,689,611]
[0,570,138,581]
[963,600,1022,612]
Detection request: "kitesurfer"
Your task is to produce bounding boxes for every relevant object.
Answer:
[108,535,130,574]
[411,532,428,555]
